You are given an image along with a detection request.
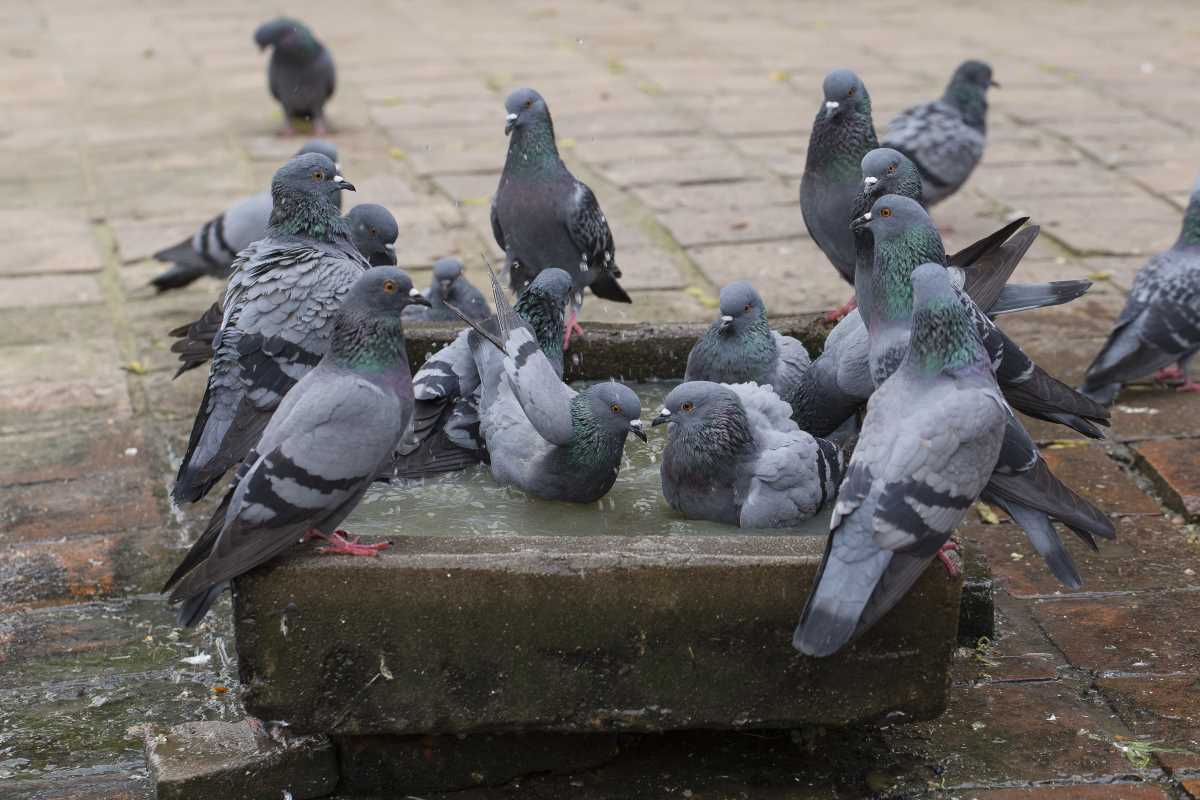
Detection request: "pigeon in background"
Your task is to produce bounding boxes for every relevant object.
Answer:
[653,381,841,528]
[346,204,398,266]
[405,258,490,323]
[794,263,1007,657]
[491,88,631,348]
[1081,176,1200,403]
[172,153,369,505]
[882,60,996,207]
[150,140,339,292]
[799,69,879,321]
[163,267,428,627]
[446,265,646,503]
[684,281,812,407]
[254,18,336,134]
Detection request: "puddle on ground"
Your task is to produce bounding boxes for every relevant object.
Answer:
[347,381,835,538]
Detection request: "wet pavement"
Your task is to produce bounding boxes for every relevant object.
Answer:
[3,0,1200,797]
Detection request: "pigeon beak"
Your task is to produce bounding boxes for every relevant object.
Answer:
[988,78,1001,89]
[863,176,878,195]
[650,408,671,427]
[824,100,840,119]
[718,314,734,332]
[505,112,518,135]
[629,419,647,442]
[850,211,871,232]
[384,243,396,253]
[439,279,453,294]
[408,287,432,307]
[333,175,356,192]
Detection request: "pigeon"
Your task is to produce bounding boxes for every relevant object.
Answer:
[254,18,336,134]
[163,267,428,627]
[794,263,1008,657]
[491,88,631,348]
[799,69,879,319]
[346,204,398,267]
[391,267,574,479]
[652,381,841,528]
[404,258,491,323]
[1080,177,1200,403]
[684,281,812,406]
[150,140,339,292]
[444,265,646,503]
[172,153,370,505]
[881,60,996,207]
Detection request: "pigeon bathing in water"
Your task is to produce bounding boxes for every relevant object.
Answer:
[444,266,645,503]
[491,88,631,348]
[1080,177,1200,403]
[254,18,336,135]
[653,381,841,528]
[794,264,1008,657]
[684,281,812,407]
[346,204,398,266]
[172,153,371,505]
[150,140,339,292]
[882,60,996,207]
[163,268,428,627]
[404,258,490,323]
[799,69,879,321]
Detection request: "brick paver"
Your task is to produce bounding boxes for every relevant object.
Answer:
[3,0,1200,797]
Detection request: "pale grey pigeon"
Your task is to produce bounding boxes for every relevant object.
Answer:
[445,266,646,503]
[1081,177,1200,403]
[684,281,811,406]
[172,153,376,504]
[653,381,841,528]
[346,204,398,267]
[882,60,996,206]
[794,263,1007,657]
[163,267,427,627]
[254,18,336,134]
[491,88,630,348]
[150,140,339,292]
[404,258,490,323]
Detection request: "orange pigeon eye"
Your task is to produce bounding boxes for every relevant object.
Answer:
[681,402,694,412]
[312,170,325,181]
[880,207,892,218]
[383,280,397,294]
[610,403,621,414]
[887,164,897,174]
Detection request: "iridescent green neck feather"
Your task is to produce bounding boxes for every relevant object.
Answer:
[330,312,407,372]
[871,226,947,322]
[269,189,349,242]
[943,80,988,132]
[505,114,561,176]
[806,92,879,183]
[909,299,982,374]
[564,394,621,468]
[1178,192,1200,247]
[515,287,565,365]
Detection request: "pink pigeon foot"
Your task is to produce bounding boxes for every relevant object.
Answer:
[311,117,329,135]
[563,308,585,350]
[824,295,858,324]
[307,530,390,556]
[1176,381,1200,394]
[1155,365,1185,384]
[935,540,961,578]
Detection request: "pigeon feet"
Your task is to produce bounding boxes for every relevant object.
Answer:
[1176,381,1200,394]
[935,540,961,578]
[563,309,585,350]
[1155,365,1184,384]
[824,296,858,324]
[307,529,391,556]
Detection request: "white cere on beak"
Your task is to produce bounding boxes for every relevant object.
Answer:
[384,243,396,252]
[333,174,347,184]
[408,287,421,298]
[658,408,670,417]
[862,212,872,221]
[629,419,643,429]
[825,100,840,111]
[720,315,734,323]
[506,113,518,122]
[864,176,878,186]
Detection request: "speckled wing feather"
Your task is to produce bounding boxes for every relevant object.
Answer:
[883,101,984,205]
[564,182,629,303]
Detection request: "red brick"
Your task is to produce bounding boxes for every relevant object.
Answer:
[1096,675,1200,772]
[1135,439,1200,520]
[963,785,1169,799]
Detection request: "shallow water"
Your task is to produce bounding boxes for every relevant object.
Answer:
[345,381,834,538]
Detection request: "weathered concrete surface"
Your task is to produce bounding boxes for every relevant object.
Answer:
[1134,439,1200,520]
[145,720,338,800]
[234,535,962,735]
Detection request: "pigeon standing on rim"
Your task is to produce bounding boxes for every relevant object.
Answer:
[172,153,375,505]
[882,60,997,207]
[1080,177,1200,403]
[150,140,340,292]
[346,204,398,266]
[684,281,812,407]
[163,268,428,627]
[799,69,879,321]
[653,381,841,528]
[491,88,631,348]
[254,17,336,135]
[794,264,1007,657]
[404,258,490,323]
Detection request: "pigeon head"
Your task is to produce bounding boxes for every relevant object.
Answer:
[715,281,766,335]
[347,204,399,266]
[432,258,465,295]
[951,60,998,90]
[581,382,646,443]
[820,69,868,120]
[343,267,428,316]
[861,148,922,204]
[254,18,319,57]
[854,194,937,243]
[297,139,339,170]
[331,267,429,369]
[525,267,574,308]
[269,153,355,238]
[908,263,983,373]
[652,381,752,451]
[504,88,551,135]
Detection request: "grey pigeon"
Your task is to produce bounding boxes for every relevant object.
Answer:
[491,88,630,348]
[1081,177,1200,403]
[346,204,398,267]
[799,69,879,316]
[150,140,339,292]
[163,267,428,627]
[254,18,336,134]
[882,60,996,207]
[653,381,841,528]
[446,266,646,503]
[391,267,574,479]
[404,258,491,323]
[794,263,1007,657]
[684,281,812,406]
[172,153,368,505]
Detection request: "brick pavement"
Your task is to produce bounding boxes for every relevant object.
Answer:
[2,0,1199,797]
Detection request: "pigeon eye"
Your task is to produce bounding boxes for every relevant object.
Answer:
[610,403,622,414]
[681,402,694,412]
[847,86,856,97]
[887,164,897,174]
[311,170,325,181]
[743,303,752,312]
[382,280,397,294]
[523,99,533,109]
[369,227,377,236]
[880,207,892,218]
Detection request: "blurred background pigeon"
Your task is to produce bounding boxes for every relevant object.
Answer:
[346,204,398,266]
[254,17,336,134]
[404,257,490,322]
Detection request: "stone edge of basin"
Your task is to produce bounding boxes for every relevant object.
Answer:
[232,533,963,736]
